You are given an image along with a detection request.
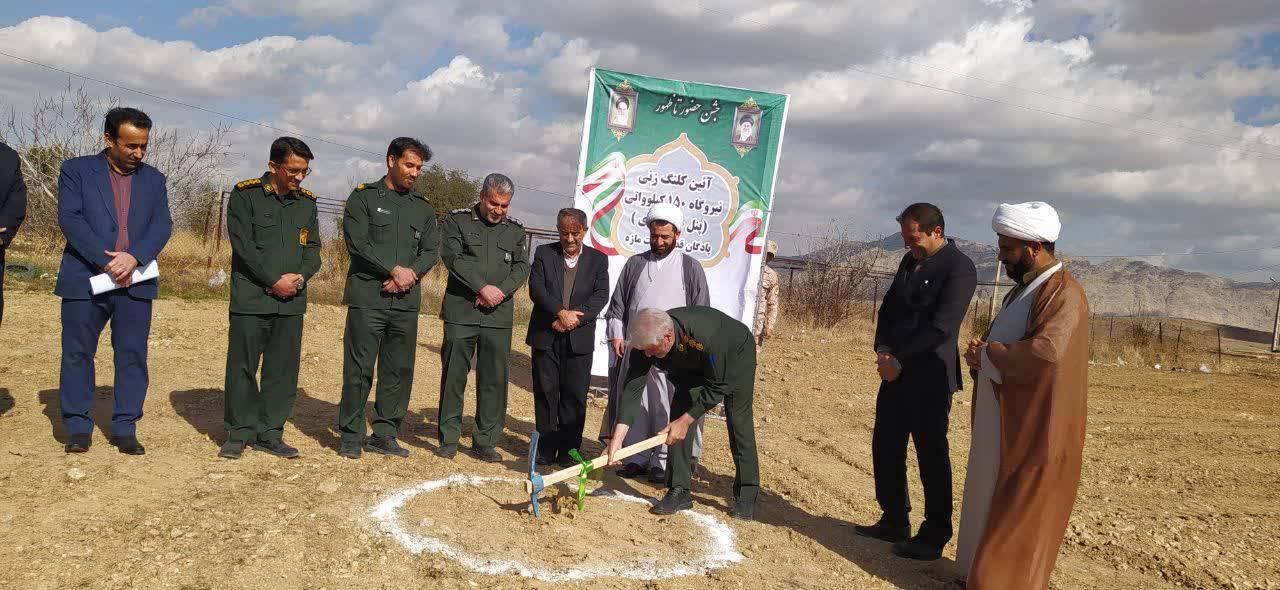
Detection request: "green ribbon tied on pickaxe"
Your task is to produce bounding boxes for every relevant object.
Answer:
[566,449,595,510]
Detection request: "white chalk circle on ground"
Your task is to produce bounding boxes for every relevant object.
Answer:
[369,474,745,582]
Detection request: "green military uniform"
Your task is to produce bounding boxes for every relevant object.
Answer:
[617,306,760,504]
[437,205,529,449]
[223,175,321,443]
[337,178,439,443]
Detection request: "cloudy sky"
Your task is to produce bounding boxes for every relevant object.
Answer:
[1,1,1278,281]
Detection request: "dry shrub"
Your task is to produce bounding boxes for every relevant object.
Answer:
[780,226,885,330]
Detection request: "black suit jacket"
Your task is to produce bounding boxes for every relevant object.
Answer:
[874,239,978,392]
[0,142,26,250]
[526,243,610,354]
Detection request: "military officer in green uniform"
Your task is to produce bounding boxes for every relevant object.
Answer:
[219,137,320,460]
[605,306,761,520]
[336,137,439,459]
[435,173,529,461]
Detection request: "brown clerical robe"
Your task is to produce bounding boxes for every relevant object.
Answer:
[970,268,1090,590]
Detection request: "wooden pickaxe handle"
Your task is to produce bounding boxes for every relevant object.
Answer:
[525,433,668,493]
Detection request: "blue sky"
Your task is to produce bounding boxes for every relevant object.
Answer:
[0,1,1278,283]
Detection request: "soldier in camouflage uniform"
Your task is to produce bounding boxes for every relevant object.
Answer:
[754,239,780,350]
[435,173,529,462]
[220,137,320,460]
[336,137,439,459]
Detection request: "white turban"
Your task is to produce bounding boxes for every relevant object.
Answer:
[644,202,684,230]
[992,201,1061,243]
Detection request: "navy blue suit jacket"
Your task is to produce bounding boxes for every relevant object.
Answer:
[55,152,173,300]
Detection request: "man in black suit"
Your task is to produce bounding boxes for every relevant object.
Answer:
[0,141,27,326]
[526,207,610,467]
[855,202,978,561]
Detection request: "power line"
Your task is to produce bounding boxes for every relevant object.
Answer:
[0,49,574,202]
[693,1,1280,157]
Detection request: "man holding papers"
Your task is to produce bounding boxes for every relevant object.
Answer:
[55,107,172,455]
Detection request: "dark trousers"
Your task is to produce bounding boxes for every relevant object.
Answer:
[338,307,418,442]
[223,313,303,443]
[531,335,591,461]
[58,293,153,437]
[1,249,6,325]
[438,322,512,449]
[668,336,760,504]
[871,375,954,545]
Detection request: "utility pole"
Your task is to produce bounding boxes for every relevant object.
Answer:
[988,260,1004,319]
[1271,278,1279,353]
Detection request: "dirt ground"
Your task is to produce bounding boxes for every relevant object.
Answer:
[0,291,1276,589]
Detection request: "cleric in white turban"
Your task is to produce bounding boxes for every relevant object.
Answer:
[950,201,1090,590]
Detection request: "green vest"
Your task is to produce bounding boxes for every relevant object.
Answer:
[226,175,321,316]
[439,205,530,327]
[341,178,440,311]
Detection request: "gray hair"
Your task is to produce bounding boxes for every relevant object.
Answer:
[481,172,515,198]
[557,207,588,232]
[628,308,673,349]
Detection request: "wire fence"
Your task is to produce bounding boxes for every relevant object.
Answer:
[2,185,563,312]
[4,186,1277,362]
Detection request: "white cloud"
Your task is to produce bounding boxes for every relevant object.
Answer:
[2,4,1279,279]
[0,17,384,104]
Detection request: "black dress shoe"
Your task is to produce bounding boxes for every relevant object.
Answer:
[891,536,944,561]
[469,445,501,463]
[432,443,457,459]
[64,433,91,453]
[110,435,145,456]
[338,440,363,459]
[729,497,755,521]
[366,435,410,457]
[535,455,555,466]
[218,440,246,459]
[853,517,911,543]
[650,486,693,515]
[250,438,299,459]
[646,465,667,483]
[554,454,579,468]
[617,462,647,479]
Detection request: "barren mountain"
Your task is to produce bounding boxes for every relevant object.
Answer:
[800,236,1279,332]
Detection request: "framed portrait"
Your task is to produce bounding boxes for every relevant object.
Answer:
[730,103,762,151]
[606,86,638,136]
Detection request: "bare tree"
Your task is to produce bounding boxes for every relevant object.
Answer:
[782,223,886,327]
[0,83,232,242]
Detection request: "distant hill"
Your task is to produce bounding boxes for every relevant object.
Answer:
[795,236,1278,332]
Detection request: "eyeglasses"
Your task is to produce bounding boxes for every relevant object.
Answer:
[271,161,311,178]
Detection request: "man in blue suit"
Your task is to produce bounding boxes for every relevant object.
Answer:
[56,107,172,455]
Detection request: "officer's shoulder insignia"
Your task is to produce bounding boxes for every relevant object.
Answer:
[450,207,472,215]
[506,215,524,227]
[299,187,317,201]
[235,178,262,190]
[354,183,367,191]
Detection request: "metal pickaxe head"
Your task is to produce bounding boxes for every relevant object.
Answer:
[526,431,544,517]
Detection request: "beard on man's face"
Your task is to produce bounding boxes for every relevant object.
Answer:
[1004,253,1034,283]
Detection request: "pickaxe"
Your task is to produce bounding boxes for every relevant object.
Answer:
[525,431,667,517]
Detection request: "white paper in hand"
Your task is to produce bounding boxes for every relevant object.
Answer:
[90,260,160,295]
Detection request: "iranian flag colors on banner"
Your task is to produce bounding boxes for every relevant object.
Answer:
[574,68,790,376]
